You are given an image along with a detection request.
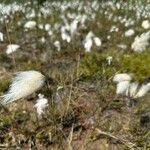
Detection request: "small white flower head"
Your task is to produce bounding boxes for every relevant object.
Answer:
[117,44,127,50]
[124,29,135,37]
[45,24,51,31]
[61,32,71,43]
[142,20,150,29]
[134,83,150,98]
[70,19,78,36]
[48,30,53,36]
[38,24,44,30]
[106,56,113,65]
[1,70,45,104]
[93,37,102,47]
[34,93,48,117]
[110,26,119,32]
[86,31,94,40]
[0,32,4,41]
[113,73,132,83]
[84,38,93,52]
[131,31,150,52]
[107,35,111,40]
[40,37,46,43]
[6,44,20,55]
[24,21,36,30]
[113,73,132,95]
[116,81,130,95]
[83,31,95,52]
[54,40,61,51]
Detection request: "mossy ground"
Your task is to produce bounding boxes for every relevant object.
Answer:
[0,0,150,149]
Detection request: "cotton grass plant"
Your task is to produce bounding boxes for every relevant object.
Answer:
[131,31,150,52]
[113,73,150,98]
[34,93,48,117]
[1,70,46,104]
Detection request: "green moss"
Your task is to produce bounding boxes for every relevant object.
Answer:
[0,78,10,92]
[120,52,150,82]
[79,51,119,80]
[80,52,103,78]
[0,115,11,130]
[109,99,124,109]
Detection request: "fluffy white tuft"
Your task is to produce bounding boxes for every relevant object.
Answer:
[106,56,113,65]
[116,81,130,95]
[84,31,94,52]
[24,21,36,29]
[1,70,45,104]
[0,32,4,41]
[124,29,134,37]
[6,44,20,55]
[134,83,150,98]
[84,38,93,52]
[93,37,101,47]
[34,93,48,117]
[126,82,139,97]
[54,40,61,51]
[117,44,127,50]
[131,31,150,52]
[113,73,132,83]
[142,20,150,29]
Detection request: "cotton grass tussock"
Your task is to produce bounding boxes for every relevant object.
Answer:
[1,71,45,104]
[34,93,48,117]
[131,31,150,52]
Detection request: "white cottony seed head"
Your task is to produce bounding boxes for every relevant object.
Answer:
[113,73,132,83]
[116,81,130,95]
[34,93,48,117]
[1,70,45,104]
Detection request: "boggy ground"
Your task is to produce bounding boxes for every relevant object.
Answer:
[0,0,150,149]
[0,50,149,149]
